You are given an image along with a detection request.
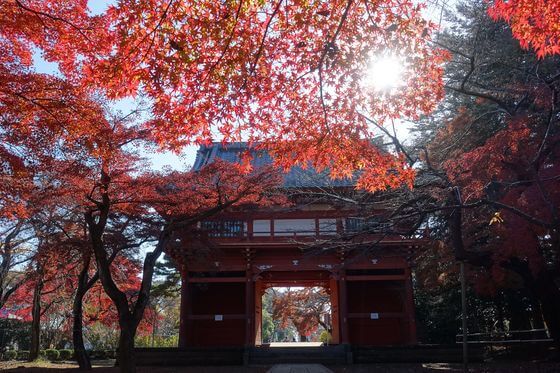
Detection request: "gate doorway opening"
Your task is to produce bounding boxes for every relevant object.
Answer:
[261,286,331,346]
[254,270,340,347]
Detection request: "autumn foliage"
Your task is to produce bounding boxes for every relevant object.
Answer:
[78,0,447,192]
[271,287,330,339]
[489,0,560,58]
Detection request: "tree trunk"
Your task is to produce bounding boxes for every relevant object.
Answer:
[534,274,560,351]
[73,259,92,370]
[87,210,141,373]
[117,322,137,373]
[29,277,43,361]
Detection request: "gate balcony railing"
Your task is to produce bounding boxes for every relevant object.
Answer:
[198,218,419,240]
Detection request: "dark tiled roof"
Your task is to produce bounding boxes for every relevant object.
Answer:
[192,142,355,188]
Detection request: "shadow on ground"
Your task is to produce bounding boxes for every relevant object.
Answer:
[1,362,560,373]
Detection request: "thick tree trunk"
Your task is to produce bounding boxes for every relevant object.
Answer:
[117,322,137,373]
[73,299,91,369]
[29,277,43,361]
[73,258,92,370]
[87,207,142,373]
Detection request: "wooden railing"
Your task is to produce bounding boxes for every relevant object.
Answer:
[199,218,398,239]
[456,328,552,344]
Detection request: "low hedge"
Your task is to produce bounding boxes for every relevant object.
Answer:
[44,349,60,361]
[5,349,73,361]
[59,349,73,360]
[3,348,114,361]
[2,350,17,361]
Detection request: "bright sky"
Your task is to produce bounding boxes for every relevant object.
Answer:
[88,0,112,16]
[31,0,196,171]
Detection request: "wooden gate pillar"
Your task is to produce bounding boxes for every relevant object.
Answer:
[339,270,349,344]
[329,276,341,344]
[245,270,255,346]
[254,279,263,345]
[404,267,417,344]
[178,266,189,347]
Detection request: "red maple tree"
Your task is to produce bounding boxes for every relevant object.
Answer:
[272,287,330,341]
[489,0,560,58]
[75,0,448,192]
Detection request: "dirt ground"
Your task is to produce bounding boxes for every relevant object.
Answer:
[1,361,559,373]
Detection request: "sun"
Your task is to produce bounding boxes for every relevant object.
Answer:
[364,54,405,92]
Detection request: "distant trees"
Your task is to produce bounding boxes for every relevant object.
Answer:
[424,0,560,345]
[394,0,560,346]
[271,288,330,342]
[0,219,34,310]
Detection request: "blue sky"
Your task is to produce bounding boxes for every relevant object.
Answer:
[31,0,196,170]
[88,0,112,16]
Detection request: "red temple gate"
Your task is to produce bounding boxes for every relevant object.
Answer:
[171,235,419,348]
[166,143,422,349]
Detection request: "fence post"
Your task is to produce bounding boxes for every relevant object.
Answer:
[460,260,468,372]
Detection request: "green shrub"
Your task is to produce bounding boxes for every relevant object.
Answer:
[59,349,73,360]
[135,335,179,347]
[16,350,29,360]
[3,350,17,360]
[44,349,60,361]
[38,350,46,358]
[319,331,332,344]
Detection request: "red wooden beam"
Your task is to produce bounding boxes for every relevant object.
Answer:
[188,277,247,283]
[186,314,247,320]
[347,312,406,319]
[346,275,407,281]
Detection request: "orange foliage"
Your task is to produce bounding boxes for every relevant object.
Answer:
[489,0,560,58]
[82,0,449,192]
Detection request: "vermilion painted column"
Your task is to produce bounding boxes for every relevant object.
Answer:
[404,267,417,344]
[178,267,188,348]
[245,270,255,346]
[254,280,263,345]
[339,270,349,344]
[329,276,341,344]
